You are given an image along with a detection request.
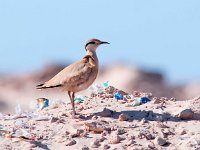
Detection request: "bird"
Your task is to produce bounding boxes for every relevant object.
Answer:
[36,38,109,117]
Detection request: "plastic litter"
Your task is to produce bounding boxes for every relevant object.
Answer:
[89,81,110,95]
[103,81,109,88]
[114,92,124,101]
[37,98,49,110]
[74,95,87,103]
[29,100,38,110]
[134,96,151,106]
[15,101,22,115]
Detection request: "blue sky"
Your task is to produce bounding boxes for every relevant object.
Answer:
[0,0,199,83]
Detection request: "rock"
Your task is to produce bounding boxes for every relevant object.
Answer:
[140,118,148,125]
[116,128,126,135]
[138,130,154,140]
[147,142,155,149]
[81,145,89,150]
[65,139,76,146]
[125,139,135,146]
[99,108,113,117]
[101,144,110,149]
[92,115,98,120]
[179,129,187,135]
[118,113,129,121]
[99,136,106,142]
[152,97,160,104]
[84,121,110,133]
[50,117,59,123]
[179,109,194,120]
[154,136,167,146]
[90,138,100,148]
[108,133,122,144]
[70,129,84,138]
[101,130,108,136]
[127,135,135,140]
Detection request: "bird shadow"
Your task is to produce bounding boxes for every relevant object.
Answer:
[83,109,181,122]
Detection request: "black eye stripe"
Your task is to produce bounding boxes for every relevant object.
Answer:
[85,41,96,48]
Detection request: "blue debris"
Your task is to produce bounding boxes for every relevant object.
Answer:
[114,92,124,101]
[37,98,49,110]
[134,96,151,106]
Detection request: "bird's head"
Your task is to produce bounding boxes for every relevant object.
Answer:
[85,38,109,52]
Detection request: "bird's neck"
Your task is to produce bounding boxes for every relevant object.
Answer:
[86,50,99,66]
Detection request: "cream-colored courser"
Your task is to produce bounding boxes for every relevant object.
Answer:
[37,38,109,117]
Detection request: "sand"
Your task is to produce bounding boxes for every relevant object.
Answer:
[0,86,200,150]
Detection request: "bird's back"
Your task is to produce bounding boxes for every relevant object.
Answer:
[39,55,98,92]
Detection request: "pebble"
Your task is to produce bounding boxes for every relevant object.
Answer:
[118,113,129,121]
[154,136,167,146]
[90,138,100,148]
[153,97,160,104]
[84,121,110,133]
[101,144,110,149]
[50,117,59,123]
[65,138,76,146]
[125,139,135,146]
[101,130,108,136]
[147,142,155,149]
[108,133,122,144]
[179,129,187,135]
[92,115,98,120]
[179,109,194,120]
[99,108,113,117]
[116,128,126,135]
[70,129,84,138]
[81,145,89,150]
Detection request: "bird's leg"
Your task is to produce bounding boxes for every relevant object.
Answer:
[71,92,76,116]
[68,91,76,118]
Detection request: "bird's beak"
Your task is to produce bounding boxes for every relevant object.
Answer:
[100,41,110,44]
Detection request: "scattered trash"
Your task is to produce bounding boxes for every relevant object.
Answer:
[114,92,124,101]
[0,113,3,120]
[37,98,49,110]
[74,95,87,103]
[134,96,151,106]
[29,100,38,110]
[50,99,66,108]
[89,81,110,95]
[15,101,22,115]
[103,81,109,88]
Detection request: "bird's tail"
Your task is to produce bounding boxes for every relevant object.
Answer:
[36,83,44,89]
[36,83,62,89]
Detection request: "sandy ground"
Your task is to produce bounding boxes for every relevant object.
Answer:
[0,86,200,150]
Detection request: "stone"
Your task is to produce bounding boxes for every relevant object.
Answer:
[84,121,110,133]
[108,133,122,144]
[179,109,194,120]
[50,117,59,123]
[118,113,129,121]
[101,144,110,149]
[154,136,167,146]
[116,128,126,135]
[99,108,113,117]
[125,139,135,146]
[90,138,100,148]
[81,145,89,150]
[65,139,76,146]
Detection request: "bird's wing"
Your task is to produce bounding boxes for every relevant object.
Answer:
[37,56,95,89]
